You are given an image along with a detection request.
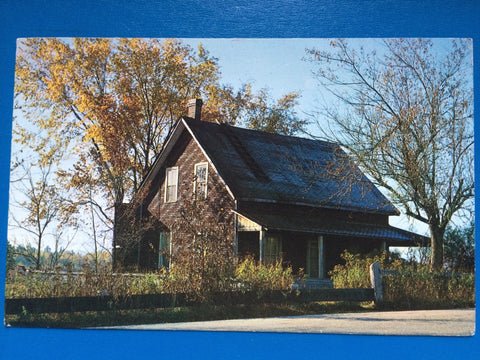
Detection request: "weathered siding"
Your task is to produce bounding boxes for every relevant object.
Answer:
[143,129,235,268]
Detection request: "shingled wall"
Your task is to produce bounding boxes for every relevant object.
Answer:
[143,129,236,268]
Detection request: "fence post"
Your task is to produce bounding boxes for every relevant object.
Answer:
[370,261,383,303]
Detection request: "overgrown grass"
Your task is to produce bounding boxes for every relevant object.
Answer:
[5,270,166,298]
[329,250,475,309]
[382,265,475,309]
[329,250,390,288]
[5,257,294,299]
[5,252,475,328]
[235,256,294,291]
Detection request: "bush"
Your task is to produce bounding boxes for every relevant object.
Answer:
[383,264,475,309]
[328,250,475,309]
[162,196,237,303]
[329,250,390,288]
[235,256,294,291]
[162,260,235,303]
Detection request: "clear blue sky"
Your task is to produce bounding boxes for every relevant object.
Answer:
[184,38,323,103]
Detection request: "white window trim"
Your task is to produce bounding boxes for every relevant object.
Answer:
[165,166,179,203]
[194,162,208,199]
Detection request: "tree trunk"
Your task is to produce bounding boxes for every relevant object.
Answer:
[36,234,42,270]
[429,224,445,270]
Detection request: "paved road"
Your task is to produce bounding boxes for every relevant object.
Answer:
[104,309,475,336]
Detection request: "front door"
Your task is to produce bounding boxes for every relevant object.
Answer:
[306,236,324,278]
[306,239,319,278]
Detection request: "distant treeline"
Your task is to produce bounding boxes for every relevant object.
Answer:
[6,241,111,272]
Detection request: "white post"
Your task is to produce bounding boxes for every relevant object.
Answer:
[370,261,383,303]
[318,235,325,279]
[259,229,265,264]
[233,215,239,258]
[381,241,387,252]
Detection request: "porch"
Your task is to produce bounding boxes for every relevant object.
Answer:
[236,229,387,281]
[234,207,426,282]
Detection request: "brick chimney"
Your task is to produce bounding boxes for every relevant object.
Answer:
[187,98,203,121]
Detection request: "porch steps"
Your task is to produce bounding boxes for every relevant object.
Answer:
[292,278,333,290]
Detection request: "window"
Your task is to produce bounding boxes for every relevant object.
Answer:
[264,234,282,265]
[165,167,178,203]
[194,163,208,199]
[158,231,171,269]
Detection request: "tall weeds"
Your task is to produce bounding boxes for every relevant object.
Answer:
[329,250,475,309]
[5,269,165,298]
[5,257,294,300]
[235,256,294,291]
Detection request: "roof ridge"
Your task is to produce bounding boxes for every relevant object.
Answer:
[183,116,336,147]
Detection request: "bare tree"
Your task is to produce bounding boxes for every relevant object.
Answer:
[46,228,76,270]
[9,158,67,269]
[306,39,474,269]
[165,195,235,302]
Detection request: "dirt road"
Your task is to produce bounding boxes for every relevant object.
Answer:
[104,308,475,336]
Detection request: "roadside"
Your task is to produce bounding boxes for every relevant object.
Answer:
[100,308,475,336]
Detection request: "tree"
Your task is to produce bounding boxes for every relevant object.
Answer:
[9,156,71,269]
[15,38,220,222]
[14,38,305,255]
[164,194,236,302]
[306,39,474,269]
[204,84,309,135]
[444,222,475,272]
[6,241,17,272]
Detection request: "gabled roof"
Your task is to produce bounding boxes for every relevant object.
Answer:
[141,116,398,215]
[182,117,398,215]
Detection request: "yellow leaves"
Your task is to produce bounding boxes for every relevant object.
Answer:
[85,123,101,143]
[15,37,258,207]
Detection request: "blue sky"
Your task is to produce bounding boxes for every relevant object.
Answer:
[184,38,322,100]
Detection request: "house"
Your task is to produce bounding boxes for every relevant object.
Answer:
[114,99,428,279]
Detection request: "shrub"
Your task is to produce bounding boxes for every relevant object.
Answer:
[162,259,235,303]
[162,195,237,303]
[235,256,294,291]
[328,250,475,309]
[329,250,390,288]
[383,264,475,308]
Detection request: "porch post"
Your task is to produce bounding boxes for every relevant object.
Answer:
[318,235,325,279]
[259,229,265,264]
[381,241,387,252]
[233,215,239,259]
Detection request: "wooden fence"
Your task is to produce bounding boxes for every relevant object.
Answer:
[5,262,384,315]
[4,288,375,315]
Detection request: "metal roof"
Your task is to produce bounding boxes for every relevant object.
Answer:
[184,117,398,215]
[235,206,429,246]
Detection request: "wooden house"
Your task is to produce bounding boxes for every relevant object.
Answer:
[115,99,427,279]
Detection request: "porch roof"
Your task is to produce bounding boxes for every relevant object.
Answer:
[236,208,429,247]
